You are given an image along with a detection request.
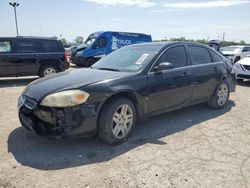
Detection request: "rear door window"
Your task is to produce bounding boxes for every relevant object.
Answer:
[16,40,39,53]
[210,51,222,62]
[156,45,188,68]
[188,46,212,65]
[0,41,11,53]
[41,40,59,52]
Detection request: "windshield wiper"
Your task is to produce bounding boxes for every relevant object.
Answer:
[95,67,121,72]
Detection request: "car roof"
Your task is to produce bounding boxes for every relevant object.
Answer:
[0,36,58,41]
[130,41,210,48]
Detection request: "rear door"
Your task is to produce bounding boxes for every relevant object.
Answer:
[187,45,222,103]
[13,39,40,76]
[0,39,15,76]
[147,45,193,113]
[40,40,64,62]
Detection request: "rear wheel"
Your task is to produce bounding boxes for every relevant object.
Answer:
[208,80,230,109]
[39,64,60,77]
[98,98,136,144]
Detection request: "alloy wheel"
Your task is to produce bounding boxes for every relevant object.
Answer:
[44,67,56,76]
[217,83,229,106]
[112,104,134,139]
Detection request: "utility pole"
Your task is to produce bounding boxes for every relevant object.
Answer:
[222,32,225,42]
[9,2,19,36]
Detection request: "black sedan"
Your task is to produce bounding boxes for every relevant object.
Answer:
[18,42,236,144]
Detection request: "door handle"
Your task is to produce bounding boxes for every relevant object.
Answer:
[214,67,219,72]
[182,72,191,76]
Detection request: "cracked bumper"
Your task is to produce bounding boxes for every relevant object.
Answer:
[18,95,97,137]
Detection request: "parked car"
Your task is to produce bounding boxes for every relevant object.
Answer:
[220,45,250,63]
[232,55,250,81]
[0,36,69,77]
[71,31,152,67]
[207,40,223,52]
[18,42,236,144]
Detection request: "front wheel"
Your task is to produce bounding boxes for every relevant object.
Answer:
[208,80,230,109]
[98,98,136,144]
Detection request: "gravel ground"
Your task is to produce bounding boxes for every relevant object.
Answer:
[0,70,249,188]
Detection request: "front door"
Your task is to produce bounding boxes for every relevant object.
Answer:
[91,36,107,60]
[147,45,193,114]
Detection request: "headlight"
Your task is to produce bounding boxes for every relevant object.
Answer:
[40,90,89,107]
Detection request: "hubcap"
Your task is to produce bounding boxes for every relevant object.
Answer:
[44,68,56,76]
[112,104,134,139]
[217,83,229,106]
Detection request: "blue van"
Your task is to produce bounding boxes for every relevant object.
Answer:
[71,31,152,66]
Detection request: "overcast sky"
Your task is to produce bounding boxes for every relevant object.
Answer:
[1,0,250,43]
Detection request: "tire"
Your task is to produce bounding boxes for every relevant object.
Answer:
[208,79,230,109]
[234,56,240,63]
[39,64,60,77]
[85,58,96,67]
[98,97,136,144]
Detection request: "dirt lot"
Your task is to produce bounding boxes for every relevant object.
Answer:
[0,70,250,188]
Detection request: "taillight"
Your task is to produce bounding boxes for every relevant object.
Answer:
[64,52,67,61]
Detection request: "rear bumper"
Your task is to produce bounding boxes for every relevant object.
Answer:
[61,61,70,71]
[233,65,250,79]
[227,73,236,93]
[18,95,97,137]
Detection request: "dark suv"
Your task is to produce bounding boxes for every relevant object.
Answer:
[0,37,69,77]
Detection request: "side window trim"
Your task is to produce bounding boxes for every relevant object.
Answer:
[15,40,39,53]
[149,44,188,72]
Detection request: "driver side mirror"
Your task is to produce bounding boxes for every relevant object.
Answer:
[153,62,174,72]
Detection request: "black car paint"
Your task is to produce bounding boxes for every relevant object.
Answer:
[18,42,236,137]
[0,37,69,77]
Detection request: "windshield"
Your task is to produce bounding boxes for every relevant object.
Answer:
[85,34,97,46]
[92,45,161,72]
[221,46,243,52]
[77,43,86,49]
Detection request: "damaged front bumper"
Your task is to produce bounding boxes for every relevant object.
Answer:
[18,95,97,137]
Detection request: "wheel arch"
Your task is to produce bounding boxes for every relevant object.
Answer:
[97,91,146,126]
[38,59,62,72]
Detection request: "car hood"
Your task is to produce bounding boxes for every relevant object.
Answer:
[221,51,239,55]
[237,57,250,65]
[23,68,132,101]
